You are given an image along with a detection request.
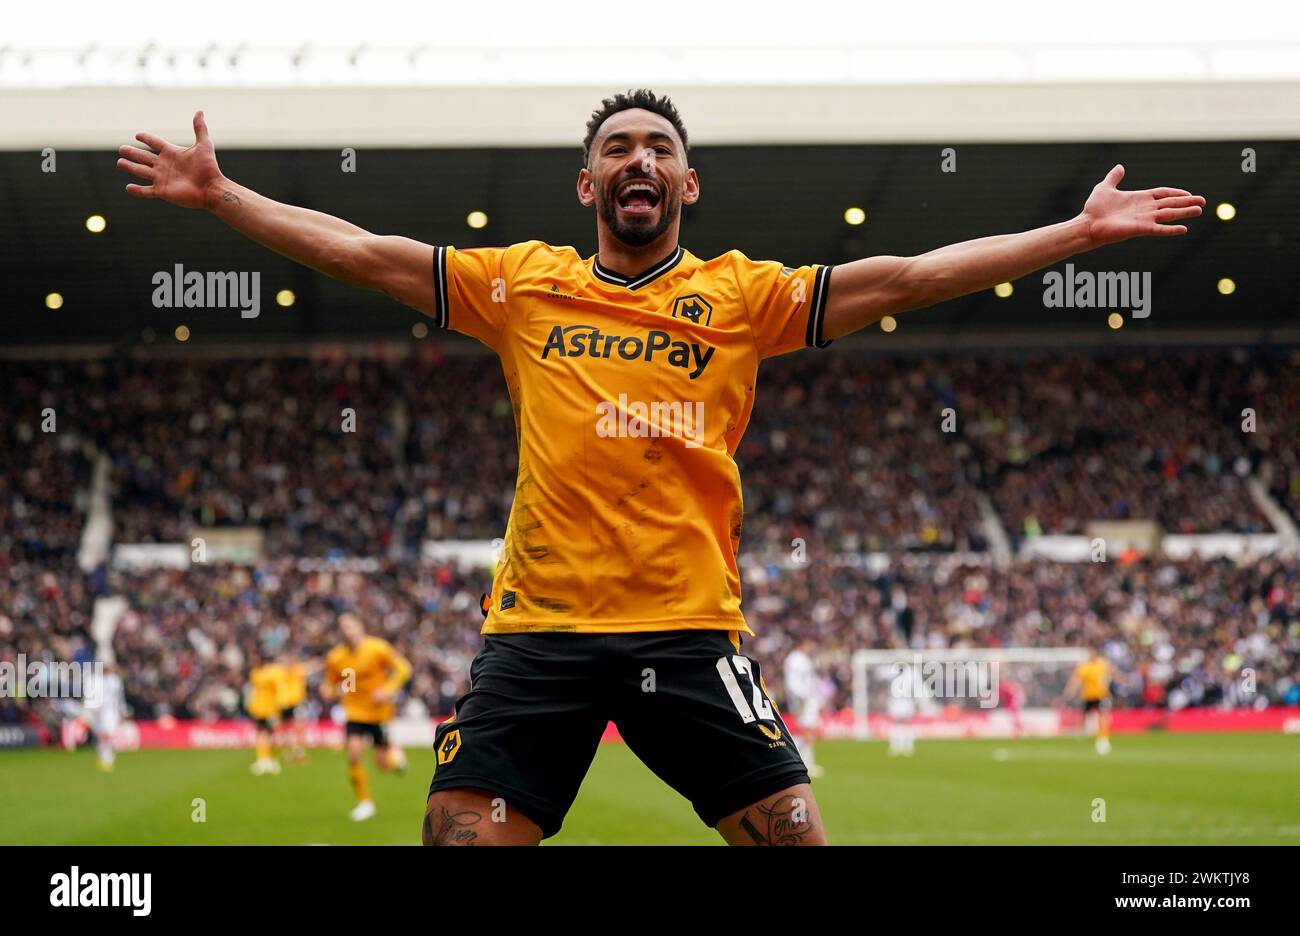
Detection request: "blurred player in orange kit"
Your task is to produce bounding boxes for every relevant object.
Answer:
[321,613,412,821]
[1065,646,1113,755]
[247,654,285,776]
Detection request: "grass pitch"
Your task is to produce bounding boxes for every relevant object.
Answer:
[2,734,1297,845]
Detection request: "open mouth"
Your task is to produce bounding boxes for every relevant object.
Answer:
[615,180,662,215]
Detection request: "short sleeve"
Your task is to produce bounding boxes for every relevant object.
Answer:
[432,242,534,351]
[732,252,834,359]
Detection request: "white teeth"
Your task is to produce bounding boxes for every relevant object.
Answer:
[618,182,658,198]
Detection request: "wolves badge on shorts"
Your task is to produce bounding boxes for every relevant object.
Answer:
[438,729,462,765]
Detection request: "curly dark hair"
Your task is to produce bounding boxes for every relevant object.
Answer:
[582,89,689,167]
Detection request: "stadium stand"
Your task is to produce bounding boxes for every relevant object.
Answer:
[3,346,1298,730]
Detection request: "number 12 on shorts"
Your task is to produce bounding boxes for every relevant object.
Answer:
[715,655,774,723]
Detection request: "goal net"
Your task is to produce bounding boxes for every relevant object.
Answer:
[849,647,1090,740]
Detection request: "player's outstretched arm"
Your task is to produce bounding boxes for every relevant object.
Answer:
[389,653,413,692]
[374,652,413,702]
[821,165,1205,339]
[117,111,435,315]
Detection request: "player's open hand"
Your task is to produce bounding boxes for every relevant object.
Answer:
[1080,164,1205,247]
[117,111,224,210]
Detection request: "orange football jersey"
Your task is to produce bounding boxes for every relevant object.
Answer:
[431,241,834,635]
[1074,657,1112,701]
[325,636,411,724]
[247,664,285,720]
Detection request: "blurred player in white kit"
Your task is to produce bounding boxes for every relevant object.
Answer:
[83,662,126,771]
[887,662,916,757]
[783,640,825,778]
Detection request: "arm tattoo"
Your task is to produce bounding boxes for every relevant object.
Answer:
[423,806,482,846]
[738,795,814,845]
[221,190,241,205]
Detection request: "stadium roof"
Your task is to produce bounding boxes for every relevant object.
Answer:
[3,138,1295,348]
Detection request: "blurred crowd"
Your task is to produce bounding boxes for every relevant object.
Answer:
[747,553,1300,711]
[22,354,520,555]
[4,346,1296,559]
[0,366,94,562]
[104,559,484,721]
[0,556,101,727]
[4,553,1295,725]
[2,346,1298,728]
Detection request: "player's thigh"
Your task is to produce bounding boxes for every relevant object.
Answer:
[715,782,827,846]
[612,631,812,834]
[428,634,609,841]
[423,787,542,846]
[364,724,391,761]
[344,730,367,760]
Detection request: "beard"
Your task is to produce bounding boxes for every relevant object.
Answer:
[597,182,681,247]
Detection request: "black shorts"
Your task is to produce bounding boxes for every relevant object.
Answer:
[428,631,810,839]
[1082,698,1111,713]
[253,716,278,732]
[280,706,299,722]
[346,721,389,746]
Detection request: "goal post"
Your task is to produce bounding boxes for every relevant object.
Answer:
[850,647,1090,739]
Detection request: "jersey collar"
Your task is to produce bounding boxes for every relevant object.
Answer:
[591,245,684,291]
